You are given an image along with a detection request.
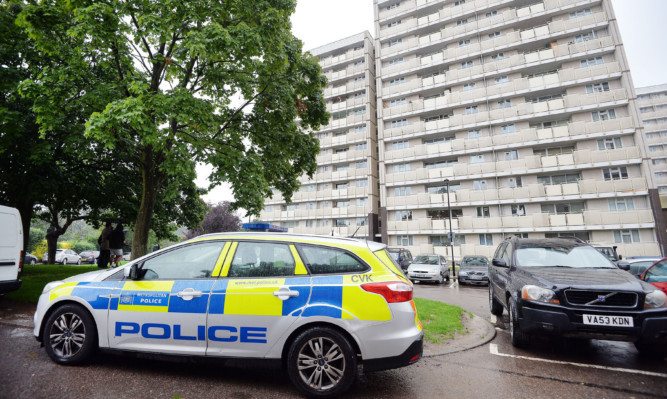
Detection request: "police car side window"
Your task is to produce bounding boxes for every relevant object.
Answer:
[140,242,224,280]
[298,245,368,275]
[228,242,296,278]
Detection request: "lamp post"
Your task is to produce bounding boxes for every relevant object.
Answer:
[444,179,456,279]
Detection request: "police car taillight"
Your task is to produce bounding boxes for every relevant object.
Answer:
[361,282,413,303]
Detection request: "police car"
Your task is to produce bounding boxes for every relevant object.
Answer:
[34,233,423,397]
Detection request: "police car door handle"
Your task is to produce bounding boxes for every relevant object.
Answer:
[273,286,299,301]
[176,288,203,300]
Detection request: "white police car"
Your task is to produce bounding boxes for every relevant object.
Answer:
[34,233,423,397]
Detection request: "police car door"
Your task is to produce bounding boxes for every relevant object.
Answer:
[206,241,310,358]
[108,241,228,355]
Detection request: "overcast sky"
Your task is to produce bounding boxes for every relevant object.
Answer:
[198,0,667,208]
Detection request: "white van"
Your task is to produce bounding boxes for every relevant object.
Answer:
[0,205,23,294]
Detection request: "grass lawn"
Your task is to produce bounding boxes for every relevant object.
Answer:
[8,265,468,345]
[6,264,101,303]
[414,297,468,344]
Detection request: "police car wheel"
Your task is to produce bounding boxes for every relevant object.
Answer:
[43,304,97,365]
[287,327,357,398]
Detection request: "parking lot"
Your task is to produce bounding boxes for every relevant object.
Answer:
[1,281,665,398]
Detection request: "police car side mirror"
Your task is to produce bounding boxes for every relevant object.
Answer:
[128,263,144,280]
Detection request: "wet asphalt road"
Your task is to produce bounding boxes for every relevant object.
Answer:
[1,283,666,399]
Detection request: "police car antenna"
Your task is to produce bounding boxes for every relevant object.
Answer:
[349,226,361,238]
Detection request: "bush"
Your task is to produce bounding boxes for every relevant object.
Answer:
[33,239,47,260]
[72,240,96,254]
[28,228,45,253]
[59,241,74,249]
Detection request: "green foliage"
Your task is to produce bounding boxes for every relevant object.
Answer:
[58,241,73,250]
[16,0,329,257]
[27,227,44,252]
[71,240,96,254]
[33,239,47,260]
[5,264,99,303]
[414,298,467,344]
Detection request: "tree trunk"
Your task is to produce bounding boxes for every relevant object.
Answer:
[45,231,59,264]
[131,147,160,260]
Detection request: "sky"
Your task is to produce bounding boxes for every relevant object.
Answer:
[197,0,667,209]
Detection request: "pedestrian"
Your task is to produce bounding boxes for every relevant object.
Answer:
[97,221,113,268]
[108,223,125,268]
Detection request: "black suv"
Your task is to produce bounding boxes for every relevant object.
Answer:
[488,237,667,356]
[387,248,413,272]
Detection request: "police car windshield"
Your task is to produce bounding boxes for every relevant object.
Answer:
[515,246,616,268]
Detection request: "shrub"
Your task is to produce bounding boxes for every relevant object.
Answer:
[33,239,47,260]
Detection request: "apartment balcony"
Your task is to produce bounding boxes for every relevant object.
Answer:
[327,96,369,113]
[321,112,370,131]
[318,131,367,149]
[387,218,458,232]
[316,148,372,165]
[319,48,365,68]
[324,79,367,98]
[324,63,367,83]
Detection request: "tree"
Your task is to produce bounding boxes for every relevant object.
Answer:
[19,0,329,259]
[184,201,242,240]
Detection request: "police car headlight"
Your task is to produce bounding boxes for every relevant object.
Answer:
[645,290,667,309]
[42,281,65,295]
[521,285,559,304]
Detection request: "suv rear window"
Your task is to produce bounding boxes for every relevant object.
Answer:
[298,245,369,274]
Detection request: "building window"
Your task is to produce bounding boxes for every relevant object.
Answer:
[465,106,479,115]
[541,202,584,214]
[387,20,402,28]
[355,160,367,169]
[386,2,401,10]
[608,198,635,211]
[459,39,471,47]
[597,137,622,150]
[396,210,413,221]
[461,60,474,69]
[388,38,403,47]
[575,31,597,43]
[389,77,405,86]
[334,165,349,172]
[614,230,640,243]
[470,154,485,164]
[305,220,314,228]
[356,198,368,207]
[394,186,412,196]
[456,18,468,26]
[468,129,482,138]
[305,202,316,210]
[335,219,350,227]
[335,182,348,189]
[602,167,628,181]
[500,124,516,134]
[396,235,414,246]
[393,163,411,172]
[392,140,409,150]
[511,204,526,216]
[454,0,466,5]
[494,75,509,84]
[390,98,407,107]
[503,150,518,160]
[580,57,604,67]
[336,200,349,208]
[356,217,367,226]
[473,180,488,190]
[585,82,610,93]
[354,91,365,99]
[334,147,348,154]
[391,119,408,128]
[488,31,501,39]
[485,10,498,18]
[507,176,522,188]
[389,57,404,65]
[463,82,476,91]
[497,99,511,109]
[491,52,505,61]
[353,59,365,66]
[479,234,493,246]
[569,8,592,19]
[355,142,367,151]
[592,109,616,121]
[427,184,460,194]
[537,173,580,185]
[353,106,366,115]
[356,179,368,187]
[354,125,367,133]
[476,206,490,218]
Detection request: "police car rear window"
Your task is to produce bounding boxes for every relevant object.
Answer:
[298,245,368,275]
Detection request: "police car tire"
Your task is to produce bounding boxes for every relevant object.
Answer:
[43,304,97,365]
[287,327,357,398]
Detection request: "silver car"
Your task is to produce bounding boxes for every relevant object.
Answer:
[42,249,81,265]
[407,254,450,284]
[458,256,490,285]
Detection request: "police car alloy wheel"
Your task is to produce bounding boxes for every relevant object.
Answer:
[287,327,357,398]
[43,304,97,365]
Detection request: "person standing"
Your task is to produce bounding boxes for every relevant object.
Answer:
[108,223,125,268]
[97,221,113,268]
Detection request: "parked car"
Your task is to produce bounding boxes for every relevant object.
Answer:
[24,253,38,265]
[387,247,413,271]
[458,255,489,285]
[33,233,423,397]
[407,254,450,284]
[121,252,131,261]
[42,249,81,265]
[79,251,100,264]
[626,257,663,278]
[641,258,667,295]
[594,245,622,263]
[489,237,667,356]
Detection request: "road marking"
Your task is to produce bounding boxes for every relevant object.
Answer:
[448,280,458,288]
[489,344,667,378]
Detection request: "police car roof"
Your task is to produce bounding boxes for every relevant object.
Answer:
[191,232,387,252]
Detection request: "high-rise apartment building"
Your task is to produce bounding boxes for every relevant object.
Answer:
[259,32,380,239]
[374,0,662,259]
[636,83,667,252]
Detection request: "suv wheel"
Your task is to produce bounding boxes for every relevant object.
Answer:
[42,304,97,365]
[489,287,503,316]
[508,297,529,348]
[287,327,357,398]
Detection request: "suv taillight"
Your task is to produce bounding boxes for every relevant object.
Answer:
[361,281,413,303]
